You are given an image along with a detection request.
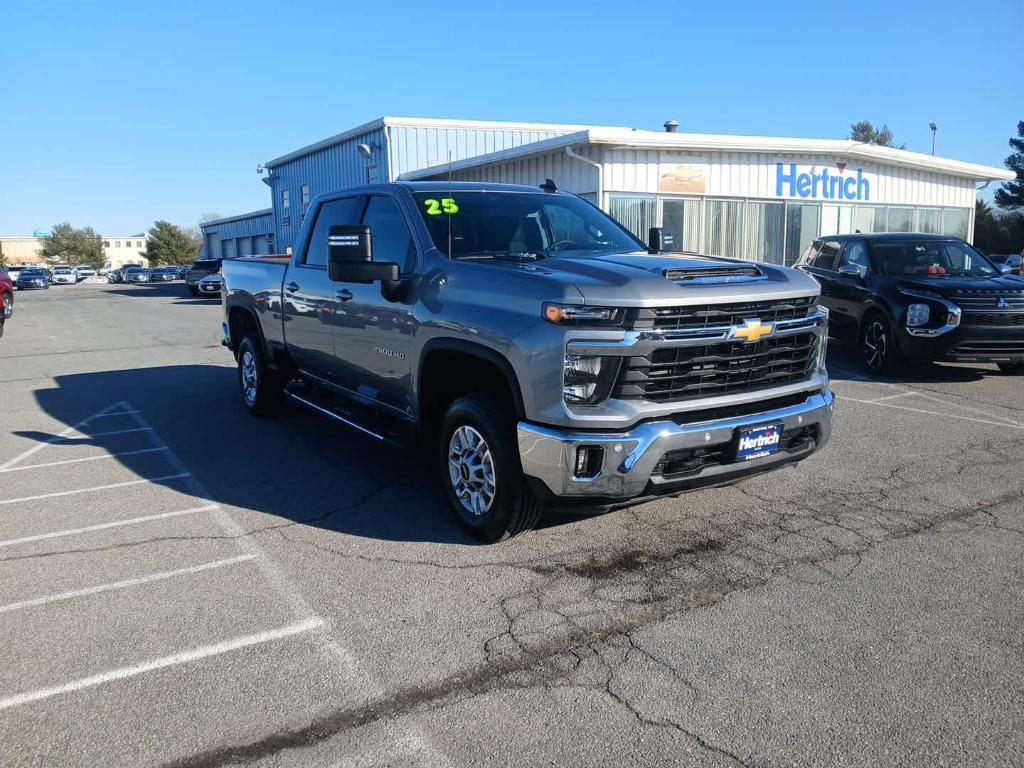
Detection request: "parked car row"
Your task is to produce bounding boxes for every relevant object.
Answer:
[5,264,103,286]
[107,265,188,284]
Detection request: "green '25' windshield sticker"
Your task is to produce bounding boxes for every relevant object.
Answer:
[423,198,459,215]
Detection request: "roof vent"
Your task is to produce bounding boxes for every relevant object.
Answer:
[663,120,679,133]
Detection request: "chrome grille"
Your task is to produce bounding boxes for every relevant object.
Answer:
[633,296,816,331]
[615,333,819,402]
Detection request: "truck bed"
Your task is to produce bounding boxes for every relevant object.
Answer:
[221,255,289,351]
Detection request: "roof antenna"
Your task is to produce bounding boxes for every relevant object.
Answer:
[447,150,453,258]
[540,178,558,193]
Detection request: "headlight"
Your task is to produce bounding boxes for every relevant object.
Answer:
[544,303,623,325]
[563,354,620,405]
[906,303,930,327]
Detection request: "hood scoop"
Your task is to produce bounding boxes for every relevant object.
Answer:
[663,264,764,284]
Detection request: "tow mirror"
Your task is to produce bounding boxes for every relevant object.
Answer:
[996,262,1013,275]
[648,227,675,253]
[327,225,399,284]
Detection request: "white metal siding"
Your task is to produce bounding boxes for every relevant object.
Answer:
[417,146,600,196]
[387,126,575,180]
[600,149,977,208]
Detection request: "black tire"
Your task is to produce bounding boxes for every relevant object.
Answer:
[1,291,11,320]
[861,312,901,375]
[997,362,1024,375]
[438,394,543,543]
[236,335,283,417]
[188,286,199,296]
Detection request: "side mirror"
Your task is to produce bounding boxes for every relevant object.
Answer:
[996,262,1014,275]
[647,227,675,253]
[327,225,399,284]
[838,263,866,280]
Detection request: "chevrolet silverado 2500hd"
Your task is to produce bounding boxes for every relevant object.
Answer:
[221,182,834,542]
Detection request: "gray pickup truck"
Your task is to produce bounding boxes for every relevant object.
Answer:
[221,181,834,542]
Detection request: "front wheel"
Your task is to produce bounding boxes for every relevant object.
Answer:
[998,362,1024,375]
[861,314,901,375]
[439,395,542,543]
[236,336,283,416]
[1,292,11,320]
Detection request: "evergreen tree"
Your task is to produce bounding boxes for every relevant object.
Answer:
[143,221,197,266]
[40,223,105,270]
[994,121,1024,209]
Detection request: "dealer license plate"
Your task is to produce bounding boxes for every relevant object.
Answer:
[736,424,783,461]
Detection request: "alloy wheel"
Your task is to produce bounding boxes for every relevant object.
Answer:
[863,320,887,371]
[241,350,259,406]
[448,425,497,517]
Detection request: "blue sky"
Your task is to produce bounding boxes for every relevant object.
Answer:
[1,0,1020,234]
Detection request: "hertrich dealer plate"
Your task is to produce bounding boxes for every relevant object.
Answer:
[736,424,783,461]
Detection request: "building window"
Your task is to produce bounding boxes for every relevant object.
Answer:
[282,188,291,211]
[300,183,311,210]
[608,195,656,242]
[660,198,702,252]
[941,208,969,239]
[703,199,744,259]
[742,201,785,265]
[887,207,914,233]
[136,240,143,248]
[103,241,110,247]
[785,202,820,266]
[115,240,121,247]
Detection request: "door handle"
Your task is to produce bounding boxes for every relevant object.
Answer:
[335,288,353,302]
[285,281,299,293]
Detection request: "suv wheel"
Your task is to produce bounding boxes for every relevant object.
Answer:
[861,313,900,375]
[1,291,11,320]
[439,394,542,543]
[997,362,1024,375]
[236,336,283,416]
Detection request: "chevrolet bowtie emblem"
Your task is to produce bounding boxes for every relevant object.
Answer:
[729,318,775,343]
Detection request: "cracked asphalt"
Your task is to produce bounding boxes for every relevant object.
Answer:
[1,282,1022,768]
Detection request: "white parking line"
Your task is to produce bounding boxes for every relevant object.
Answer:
[0,504,216,548]
[0,403,140,471]
[0,553,258,613]
[0,617,324,711]
[841,395,1024,430]
[0,447,169,473]
[0,473,191,506]
[867,391,918,403]
[60,427,154,439]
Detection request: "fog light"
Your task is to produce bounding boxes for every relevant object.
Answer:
[907,303,930,327]
[574,446,604,479]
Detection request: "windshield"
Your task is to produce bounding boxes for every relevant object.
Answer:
[411,191,643,258]
[872,240,997,278]
[21,270,45,277]
[54,267,73,274]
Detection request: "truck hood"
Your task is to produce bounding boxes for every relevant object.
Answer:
[487,250,821,306]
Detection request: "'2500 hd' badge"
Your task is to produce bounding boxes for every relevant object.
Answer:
[374,346,406,360]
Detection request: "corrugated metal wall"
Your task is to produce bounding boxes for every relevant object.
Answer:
[266,126,387,252]
[600,149,977,208]
[421,145,600,197]
[200,210,274,260]
[387,125,573,180]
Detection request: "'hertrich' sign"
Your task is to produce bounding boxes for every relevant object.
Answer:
[776,162,871,201]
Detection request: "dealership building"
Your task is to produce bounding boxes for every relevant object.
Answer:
[201,116,1014,265]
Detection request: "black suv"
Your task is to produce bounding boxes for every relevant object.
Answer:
[798,233,1024,375]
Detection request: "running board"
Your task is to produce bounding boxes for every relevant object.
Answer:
[284,385,415,447]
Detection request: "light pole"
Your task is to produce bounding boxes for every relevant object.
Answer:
[929,122,937,155]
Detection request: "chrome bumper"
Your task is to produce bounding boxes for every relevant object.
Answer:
[517,390,834,498]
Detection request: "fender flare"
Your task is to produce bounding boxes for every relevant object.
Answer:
[417,337,526,420]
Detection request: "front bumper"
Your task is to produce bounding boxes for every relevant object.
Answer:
[518,389,833,500]
[898,324,1024,363]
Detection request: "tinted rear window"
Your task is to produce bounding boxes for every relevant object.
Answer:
[191,260,222,271]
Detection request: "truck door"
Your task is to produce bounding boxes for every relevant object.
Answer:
[284,195,365,381]
[331,194,419,417]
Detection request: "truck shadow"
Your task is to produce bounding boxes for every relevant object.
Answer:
[22,364,480,545]
[104,285,196,300]
[824,344,991,384]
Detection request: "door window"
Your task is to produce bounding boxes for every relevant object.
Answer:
[812,240,843,271]
[304,197,366,267]
[840,241,870,275]
[362,196,417,274]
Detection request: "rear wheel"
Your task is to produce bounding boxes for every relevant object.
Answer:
[1,291,12,320]
[997,362,1024,375]
[861,313,901,375]
[236,336,283,416]
[438,394,542,543]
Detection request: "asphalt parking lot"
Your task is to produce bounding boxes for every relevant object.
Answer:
[1,282,1022,768]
